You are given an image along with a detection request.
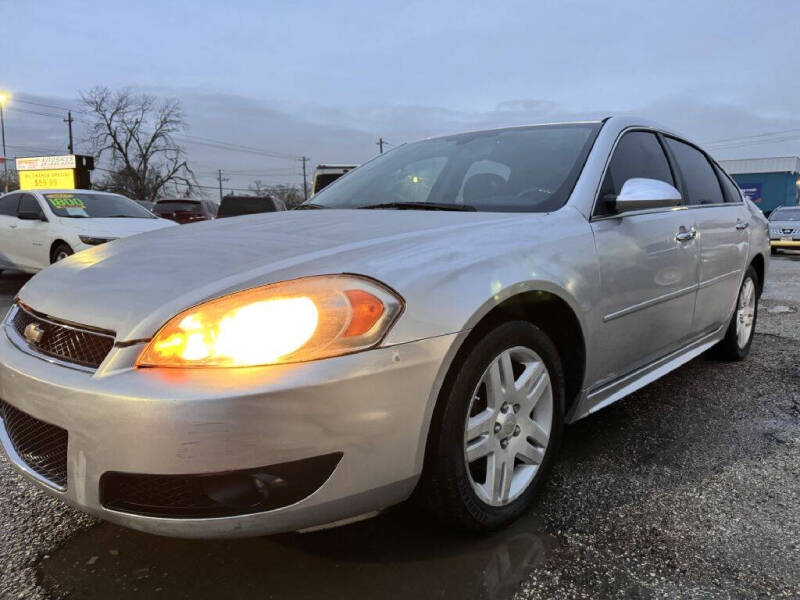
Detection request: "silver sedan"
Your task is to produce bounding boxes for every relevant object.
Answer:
[0,116,769,537]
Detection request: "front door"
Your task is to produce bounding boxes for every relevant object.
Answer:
[588,130,699,385]
[8,194,50,270]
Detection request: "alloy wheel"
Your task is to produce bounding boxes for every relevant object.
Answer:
[736,277,756,349]
[463,346,553,507]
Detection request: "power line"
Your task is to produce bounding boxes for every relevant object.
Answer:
[14,97,87,114]
[8,94,306,163]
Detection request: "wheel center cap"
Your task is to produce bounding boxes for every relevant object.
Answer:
[496,412,517,438]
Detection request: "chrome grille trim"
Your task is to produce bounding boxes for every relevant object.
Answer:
[3,304,116,372]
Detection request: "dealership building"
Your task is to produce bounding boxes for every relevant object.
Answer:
[718,156,800,214]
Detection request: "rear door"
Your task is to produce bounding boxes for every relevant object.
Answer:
[590,130,699,383]
[664,137,749,336]
[0,193,22,267]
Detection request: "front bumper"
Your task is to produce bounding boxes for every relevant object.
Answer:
[770,239,800,248]
[0,328,456,537]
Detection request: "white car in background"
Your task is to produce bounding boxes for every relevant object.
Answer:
[0,189,176,273]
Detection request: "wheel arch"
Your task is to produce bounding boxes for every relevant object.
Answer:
[49,239,71,262]
[749,252,765,296]
[413,284,587,484]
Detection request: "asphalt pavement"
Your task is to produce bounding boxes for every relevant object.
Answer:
[0,255,798,599]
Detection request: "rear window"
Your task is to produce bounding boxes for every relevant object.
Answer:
[217,197,283,217]
[155,201,202,213]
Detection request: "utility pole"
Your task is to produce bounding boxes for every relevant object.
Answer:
[0,102,6,194]
[64,111,74,155]
[301,156,309,201]
[377,138,385,154]
[216,169,228,203]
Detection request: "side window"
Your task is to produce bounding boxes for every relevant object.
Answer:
[665,138,724,206]
[596,131,674,216]
[0,193,20,216]
[713,165,744,203]
[18,194,44,218]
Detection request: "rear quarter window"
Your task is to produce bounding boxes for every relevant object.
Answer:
[713,165,744,203]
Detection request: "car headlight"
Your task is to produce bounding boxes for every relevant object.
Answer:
[79,236,115,245]
[136,275,404,368]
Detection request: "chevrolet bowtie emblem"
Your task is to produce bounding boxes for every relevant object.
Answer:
[23,323,45,344]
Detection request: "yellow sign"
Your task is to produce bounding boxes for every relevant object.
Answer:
[19,169,76,190]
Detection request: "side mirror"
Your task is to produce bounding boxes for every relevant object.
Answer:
[613,178,682,213]
[17,211,45,221]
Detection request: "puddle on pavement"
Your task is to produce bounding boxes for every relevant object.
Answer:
[37,505,556,599]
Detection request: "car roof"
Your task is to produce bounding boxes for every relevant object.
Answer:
[414,116,683,145]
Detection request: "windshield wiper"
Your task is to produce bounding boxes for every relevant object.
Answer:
[294,203,329,210]
[105,214,139,218]
[358,201,476,212]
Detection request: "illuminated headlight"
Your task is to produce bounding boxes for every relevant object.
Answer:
[79,236,116,245]
[136,275,404,368]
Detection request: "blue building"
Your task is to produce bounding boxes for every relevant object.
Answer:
[719,157,800,215]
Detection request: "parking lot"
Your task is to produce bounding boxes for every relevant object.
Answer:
[0,255,798,599]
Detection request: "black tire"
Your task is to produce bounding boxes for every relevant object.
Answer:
[771,247,778,256]
[715,265,759,361]
[50,242,74,264]
[419,320,565,532]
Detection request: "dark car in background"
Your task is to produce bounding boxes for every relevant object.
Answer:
[312,164,357,195]
[216,195,286,219]
[153,199,217,224]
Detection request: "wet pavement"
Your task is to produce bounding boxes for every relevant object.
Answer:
[1,254,799,599]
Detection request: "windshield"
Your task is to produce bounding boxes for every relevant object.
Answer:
[44,193,156,218]
[770,207,800,221]
[154,201,203,213]
[306,123,601,212]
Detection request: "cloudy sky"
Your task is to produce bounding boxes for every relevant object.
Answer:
[3,0,800,195]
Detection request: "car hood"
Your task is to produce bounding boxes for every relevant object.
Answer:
[19,209,524,341]
[64,217,176,237]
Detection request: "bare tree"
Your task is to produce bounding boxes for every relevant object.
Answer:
[0,169,19,192]
[80,87,196,201]
[248,179,269,196]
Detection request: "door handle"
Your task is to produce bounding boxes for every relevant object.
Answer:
[735,220,749,230]
[9,224,17,229]
[675,228,696,242]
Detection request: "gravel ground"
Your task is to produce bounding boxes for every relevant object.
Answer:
[0,256,799,599]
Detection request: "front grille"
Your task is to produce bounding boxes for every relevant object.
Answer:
[101,453,343,518]
[8,304,115,369]
[1,400,68,488]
